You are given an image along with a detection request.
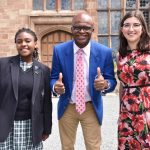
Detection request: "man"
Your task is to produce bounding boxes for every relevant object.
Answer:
[50,12,117,150]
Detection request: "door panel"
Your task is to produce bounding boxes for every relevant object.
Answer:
[41,30,72,67]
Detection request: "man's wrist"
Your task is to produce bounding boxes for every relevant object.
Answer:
[104,80,108,89]
[104,80,110,90]
[53,84,58,96]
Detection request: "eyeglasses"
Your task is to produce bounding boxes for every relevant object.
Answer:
[122,23,141,29]
[72,26,93,32]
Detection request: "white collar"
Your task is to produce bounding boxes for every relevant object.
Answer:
[73,42,91,56]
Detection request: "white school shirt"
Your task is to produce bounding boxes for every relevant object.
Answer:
[70,42,91,103]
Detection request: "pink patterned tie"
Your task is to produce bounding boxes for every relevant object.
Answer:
[75,49,86,114]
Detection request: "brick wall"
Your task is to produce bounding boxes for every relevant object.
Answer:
[0,0,98,57]
[0,0,33,57]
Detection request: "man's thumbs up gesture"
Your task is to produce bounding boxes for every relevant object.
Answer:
[54,73,65,95]
[94,67,108,91]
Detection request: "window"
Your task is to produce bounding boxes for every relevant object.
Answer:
[97,0,150,58]
[126,0,149,26]
[33,0,84,11]
[46,0,55,10]
[33,0,44,10]
[97,0,121,55]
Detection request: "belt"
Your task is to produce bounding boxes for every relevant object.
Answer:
[123,84,150,89]
[86,101,92,104]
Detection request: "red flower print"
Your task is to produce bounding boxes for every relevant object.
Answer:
[128,138,141,150]
[145,110,150,129]
[118,56,128,66]
[145,134,150,146]
[135,54,150,71]
[137,133,150,148]
[119,112,134,121]
[136,72,149,85]
[118,137,126,150]
[119,112,128,121]
[132,114,146,133]
[118,122,133,137]
[119,65,134,84]
[123,94,140,112]
[135,55,147,63]
[140,87,150,109]
[136,54,150,63]
[118,51,150,149]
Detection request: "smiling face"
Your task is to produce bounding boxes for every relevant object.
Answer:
[71,13,94,48]
[15,32,37,62]
[121,17,143,48]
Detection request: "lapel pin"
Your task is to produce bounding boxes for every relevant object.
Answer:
[34,66,39,74]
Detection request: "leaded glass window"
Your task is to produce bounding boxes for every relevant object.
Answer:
[61,0,71,10]
[98,37,108,47]
[125,0,150,29]
[111,11,121,34]
[46,0,55,10]
[74,0,84,10]
[111,0,121,9]
[33,0,85,11]
[126,0,136,8]
[140,0,149,7]
[97,0,150,54]
[111,36,119,52]
[143,11,149,25]
[98,12,108,34]
[97,0,122,53]
[33,0,43,10]
[98,0,108,9]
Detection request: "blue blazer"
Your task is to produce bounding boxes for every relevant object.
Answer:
[50,40,117,125]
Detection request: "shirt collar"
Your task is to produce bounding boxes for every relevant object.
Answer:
[20,57,33,71]
[73,41,91,56]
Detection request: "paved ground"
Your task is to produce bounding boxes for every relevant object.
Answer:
[43,93,119,150]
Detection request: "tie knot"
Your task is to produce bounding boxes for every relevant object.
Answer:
[77,49,83,55]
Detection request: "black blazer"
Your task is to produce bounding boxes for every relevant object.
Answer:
[0,55,52,146]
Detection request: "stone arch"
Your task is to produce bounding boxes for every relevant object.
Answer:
[38,25,72,40]
[40,27,73,67]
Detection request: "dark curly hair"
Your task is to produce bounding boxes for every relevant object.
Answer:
[15,27,39,60]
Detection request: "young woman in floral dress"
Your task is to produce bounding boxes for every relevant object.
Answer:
[117,10,150,149]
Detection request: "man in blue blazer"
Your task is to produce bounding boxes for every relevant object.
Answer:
[50,12,117,150]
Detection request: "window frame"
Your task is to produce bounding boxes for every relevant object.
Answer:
[33,0,85,11]
[97,0,150,52]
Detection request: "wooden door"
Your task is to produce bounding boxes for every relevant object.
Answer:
[41,30,72,67]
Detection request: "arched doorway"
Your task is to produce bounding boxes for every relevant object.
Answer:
[41,30,73,67]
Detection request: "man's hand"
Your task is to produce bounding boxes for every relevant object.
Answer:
[94,67,108,91]
[54,73,65,95]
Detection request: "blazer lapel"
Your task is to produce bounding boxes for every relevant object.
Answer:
[32,60,41,105]
[10,56,20,101]
[64,43,74,96]
[89,43,100,97]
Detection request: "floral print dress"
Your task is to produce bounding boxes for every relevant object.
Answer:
[117,50,150,150]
